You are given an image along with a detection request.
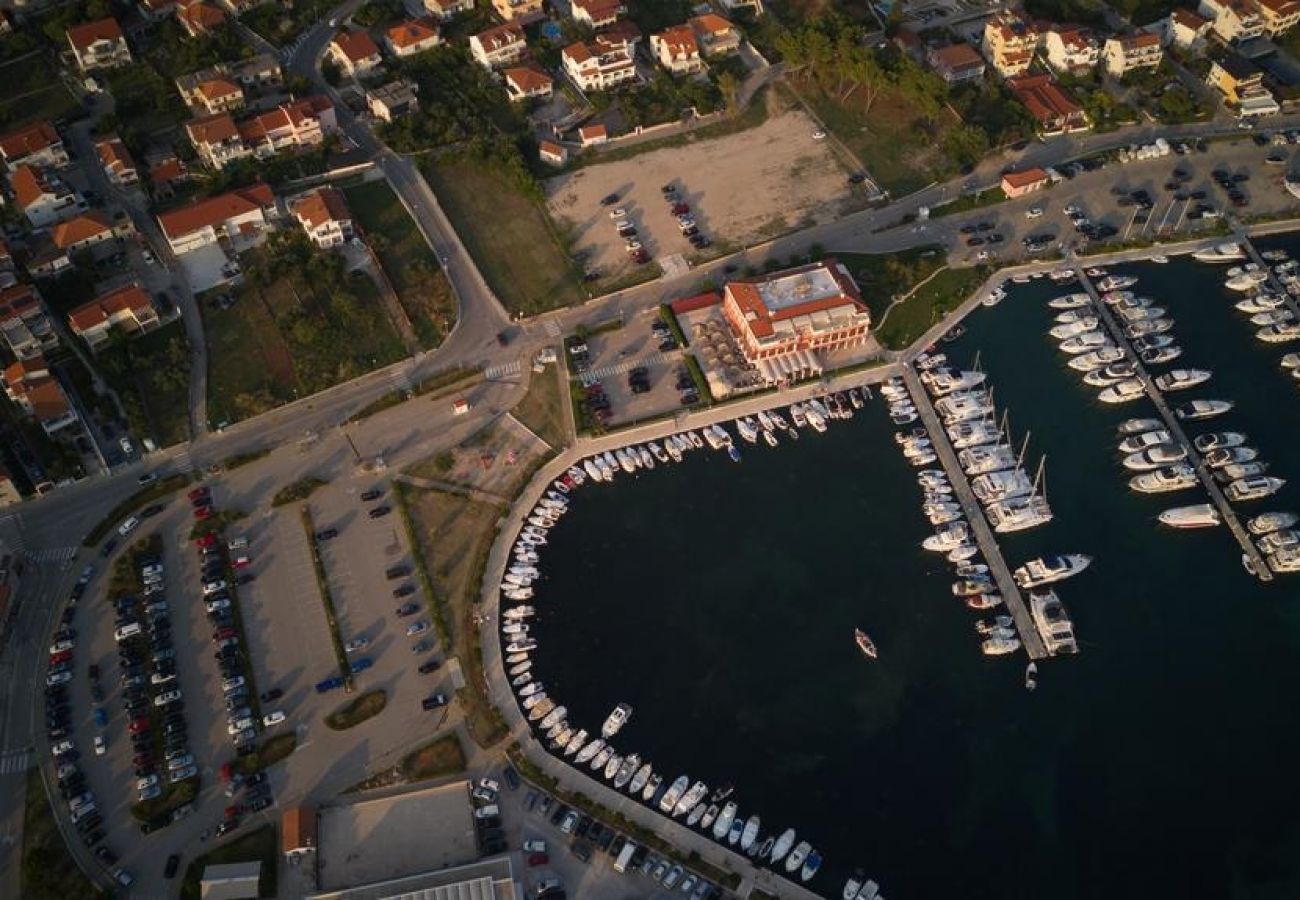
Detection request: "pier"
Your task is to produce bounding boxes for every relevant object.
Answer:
[1072,266,1274,581]
[900,366,1049,660]
[1238,231,1300,323]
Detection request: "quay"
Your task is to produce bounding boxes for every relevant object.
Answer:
[899,366,1049,661]
[1072,266,1274,582]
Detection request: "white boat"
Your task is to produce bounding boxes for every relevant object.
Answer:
[641,773,662,802]
[1142,345,1183,365]
[601,703,632,738]
[1205,446,1258,468]
[770,828,796,864]
[1250,309,1296,327]
[1248,511,1298,535]
[785,840,811,874]
[947,420,1000,448]
[1118,430,1171,454]
[1281,353,1300,370]
[960,444,1017,475]
[948,544,980,563]
[1054,308,1096,325]
[971,468,1034,503]
[1124,318,1174,339]
[699,804,719,830]
[686,803,707,828]
[922,367,987,396]
[922,521,971,552]
[1257,323,1300,343]
[1237,295,1286,314]
[1155,369,1211,392]
[564,731,589,758]
[739,815,760,851]
[1068,347,1126,372]
[1098,379,1145,404]
[1225,270,1269,292]
[1258,529,1300,553]
[1227,476,1285,502]
[589,746,613,771]
[628,762,652,794]
[506,640,537,653]
[712,801,738,840]
[1030,589,1078,655]
[981,635,1021,656]
[789,404,808,428]
[673,780,708,817]
[540,706,566,729]
[1097,274,1137,291]
[1132,334,1174,353]
[658,775,689,813]
[1267,546,1300,572]
[1191,242,1245,263]
[638,446,654,469]
[665,439,683,463]
[1123,444,1187,471]
[1048,292,1091,309]
[1059,331,1111,354]
[1130,464,1198,493]
[736,418,759,444]
[512,673,533,688]
[649,442,669,464]
[603,754,623,780]
[988,494,1053,533]
[1049,318,1098,340]
[1013,554,1093,588]
[1176,399,1233,420]
[1218,462,1268,482]
[1159,504,1221,528]
[613,753,640,789]
[1193,432,1247,453]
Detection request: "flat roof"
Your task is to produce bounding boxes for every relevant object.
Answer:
[307,856,515,900]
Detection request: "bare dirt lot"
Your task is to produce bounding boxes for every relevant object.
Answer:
[546,105,851,281]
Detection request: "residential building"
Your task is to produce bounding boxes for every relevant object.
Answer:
[215,0,266,13]
[329,30,383,77]
[1042,27,1100,75]
[982,12,1039,78]
[1102,32,1163,78]
[367,80,420,122]
[1008,73,1089,134]
[199,863,261,900]
[598,20,642,52]
[405,0,473,20]
[10,165,79,228]
[0,121,69,171]
[1001,167,1050,197]
[385,18,441,57]
[178,74,246,114]
[156,182,276,254]
[238,96,336,158]
[1207,53,1280,115]
[1255,0,1300,36]
[52,211,124,257]
[281,808,317,862]
[469,22,527,69]
[572,0,624,29]
[67,17,132,71]
[0,284,59,360]
[291,187,353,248]
[139,0,178,20]
[2,355,78,435]
[186,113,252,169]
[1165,8,1212,49]
[690,14,741,56]
[148,153,192,198]
[225,53,283,87]
[1198,0,1265,42]
[650,25,705,75]
[718,0,763,15]
[927,42,986,84]
[94,136,139,187]
[67,283,160,349]
[504,66,554,102]
[538,140,568,166]
[177,0,227,36]
[563,38,637,91]
[491,0,545,23]
[579,123,609,146]
[720,259,870,382]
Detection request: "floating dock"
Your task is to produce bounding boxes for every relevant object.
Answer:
[901,365,1049,660]
[1073,267,1273,582]
[1238,233,1300,322]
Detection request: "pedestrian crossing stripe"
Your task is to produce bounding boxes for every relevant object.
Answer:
[28,547,76,563]
[0,748,30,775]
[544,320,561,337]
[173,448,194,473]
[484,361,522,380]
[580,352,667,384]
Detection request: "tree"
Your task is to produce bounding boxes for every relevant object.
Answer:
[716,70,740,113]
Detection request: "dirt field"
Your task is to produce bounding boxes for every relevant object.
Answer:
[546,106,851,280]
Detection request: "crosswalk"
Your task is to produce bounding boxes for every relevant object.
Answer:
[580,352,667,384]
[27,547,77,564]
[0,748,30,776]
[484,360,522,380]
[172,447,194,474]
[389,368,413,394]
[544,319,561,337]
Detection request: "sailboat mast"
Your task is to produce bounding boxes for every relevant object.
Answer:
[1017,432,1030,470]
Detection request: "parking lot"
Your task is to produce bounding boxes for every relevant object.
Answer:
[567,312,698,427]
[547,106,851,280]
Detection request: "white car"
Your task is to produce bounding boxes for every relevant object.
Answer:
[206,598,231,613]
[344,637,369,653]
[93,735,106,756]
[51,740,74,757]
[168,754,194,770]
[227,717,254,735]
[1025,206,1044,218]
[608,208,627,219]
[151,672,176,686]
[119,437,134,455]
[136,774,159,791]
[117,516,140,537]
[154,689,182,706]
[222,676,245,693]
[523,839,546,853]
[477,777,501,793]
[50,639,74,654]
[46,671,72,687]
[141,248,155,265]
[202,579,227,596]
[114,622,142,641]
[262,710,286,727]
[141,564,163,578]
[812,130,827,140]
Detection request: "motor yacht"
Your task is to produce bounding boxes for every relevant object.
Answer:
[1098,379,1146,404]
[1281,353,1300,370]
[1124,318,1175,339]
[1097,274,1138,291]
[589,746,613,771]
[1101,289,1136,305]
[1218,462,1269,482]
[1176,399,1233,420]
[613,754,640,789]
[988,494,1054,533]
[1193,432,1247,453]
[1258,529,1300,553]
[526,698,554,722]
[1048,292,1092,309]
[736,418,759,444]
[712,801,738,840]
[936,391,993,424]
[1123,444,1188,471]
[960,443,1017,475]
[1068,347,1126,371]
[1013,554,1093,588]
[1248,511,1299,535]
[1118,429,1171,454]
[1117,304,1166,323]
[674,780,708,817]
[971,468,1034,502]
[1130,464,1198,493]
[1030,589,1078,655]
[1256,323,1300,343]
[1132,333,1175,353]
[628,762,652,794]
[700,804,720,830]
[1060,331,1112,354]
[922,521,971,552]
[1142,345,1183,365]
[603,753,623,780]
[948,420,1000,448]
[981,635,1021,656]
[921,367,987,396]
[601,703,632,738]
[1054,308,1095,324]
[802,850,823,882]
[1250,309,1296,327]
[785,840,812,874]
[976,614,1014,635]
[1236,294,1287,314]
[565,730,588,757]
[1050,319,1098,340]
[1158,504,1221,528]
[1191,242,1245,263]
[1205,446,1258,468]
[1226,476,1285,501]
[640,773,662,802]
[1267,546,1300,573]
[966,593,1003,610]
[1155,369,1211,392]
[658,775,689,813]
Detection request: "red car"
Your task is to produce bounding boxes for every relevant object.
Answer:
[528,853,549,867]
[187,487,209,502]
[213,627,236,641]
[193,506,211,520]
[219,762,232,782]
[128,717,151,735]
[49,650,73,666]
[671,202,690,215]
[195,534,217,549]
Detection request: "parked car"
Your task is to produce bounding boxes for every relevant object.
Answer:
[422,693,448,710]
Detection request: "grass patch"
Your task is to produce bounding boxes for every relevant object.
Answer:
[222,448,271,470]
[271,476,327,507]
[203,243,406,426]
[95,321,192,448]
[300,507,352,685]
[325,689,388,730]
[82,474,191,547]
[835,247,949,322]
[234,733,298,777]
[21,769,106,900]
[658,305,688,347]
[401,733,467,780]
[512,365,568,450]
[179,824,277,900]
[424,158,585,316]
[875,266,990,350]
[343,180,454,348]
[414,364,484,398]
[400,483,509,747]
[130,779,198,823]
[0,54,78,132]
[242,0,332,46]
[929,188,1009,220]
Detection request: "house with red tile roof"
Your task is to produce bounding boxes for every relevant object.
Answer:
[563,37,637,90]
[981,12,1040,78]
[291,187,353,248]
[67,18,132,71]
[156,183,276,254]
[0,121,69,171]
[1007,73,1089,134]
[690,14,741,57]
[139,0,179,20]
[721,259,868,382]
[579,123,609,145]
[0,284,59,360]
[384,19,442,57]
[572,0,624,29]
[148,154,192,198]
[68,283,161,349]
[1001,167,1050,197]
[504,66,554,102]
[238,96,336,157]
[329,30,383,77]
[94,137,140,187]
[405,0,473,20]
[177,74,246,114]
[1164,8,1212,49]
[1254,0,1300,34]
[52,211,125,256]
[650,25,705,74]
[538,140,568,166]
[9,165,80,228]
[177,0,228,37]
[492,0,544,23]
[2,354,78,435]
[469,22,527,69]
[186,113,252,169]
[1042,26,1100,75]
[927,43,986,84]
[1102,32,1163,78]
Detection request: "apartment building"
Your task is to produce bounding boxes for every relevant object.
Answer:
[563,37,637,91]
[2,355,78,435]
[290,187,353,248]
[1102,32,1163,78]
[156,182,276,254]
[982,12,1039,78]
[1198,0,1265,42]
[0,284,59,360]
[491,0,545,23]
[67,283,161,350]
[67,17,133,71]
[177,0,227,37]
[0,121,69,171]
[1042,27,1100,76]
[650,25,706,74]
[469,22,527,69]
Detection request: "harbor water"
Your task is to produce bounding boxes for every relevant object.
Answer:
[521,240,1300,898]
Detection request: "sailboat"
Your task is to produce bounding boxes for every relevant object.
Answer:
[854,628,877,660]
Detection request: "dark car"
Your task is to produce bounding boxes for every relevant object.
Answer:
[600,193,619,206]
[247,795,273,813]
[315,676,345,694]
[140,504,165,518]
[315,528,338,542]
[361,488,382,501]
[496,331,509,347]
[385,565,411,580]
[421,693,448,710]
[417,659,441,674]
[395,602,420,617]
[393,584,415,598]
[164,855,180,879]
[260,688,283,703]
[94,846,118,866]
[368,505,391,519]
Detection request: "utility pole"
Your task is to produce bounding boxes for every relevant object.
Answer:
[345,431,362,464]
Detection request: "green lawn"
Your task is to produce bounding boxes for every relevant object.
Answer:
[242,0,333,47]
[203,248,405,426]
[834,247,948,322]
[343,180,454,348]
[0,54,79,130]
[21,769,106,900]
[512,364,569,450]
[180,824,277,900]
[424,159,585,315]
[874,267,991,350]
[94,321,192,448]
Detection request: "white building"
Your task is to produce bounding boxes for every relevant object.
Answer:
[156,183,276,255]
[291,187,354,248]
[562,38,636,91]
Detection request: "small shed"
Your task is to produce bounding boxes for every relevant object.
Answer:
[1000,167,1050,198]
[200,861,261,900]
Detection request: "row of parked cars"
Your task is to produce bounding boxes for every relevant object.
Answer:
[662,182,711,251]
